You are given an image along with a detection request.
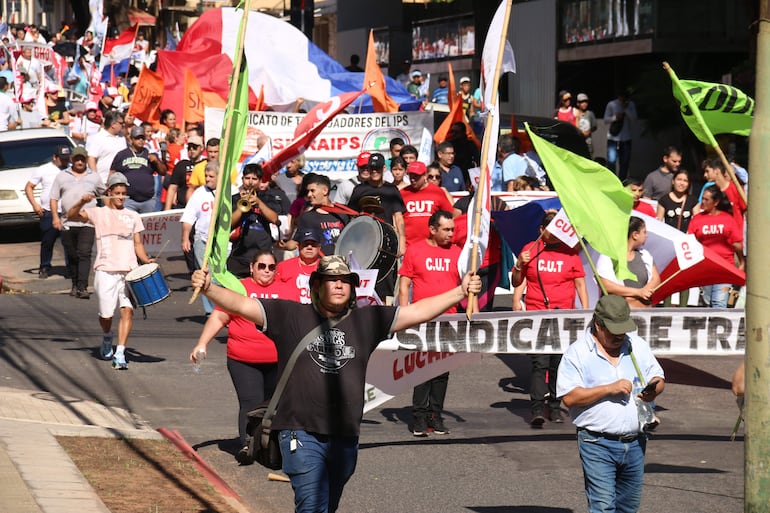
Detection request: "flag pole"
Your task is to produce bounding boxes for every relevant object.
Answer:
[662,62,746,204]
[190,0,252,304]
[466,0,513,319]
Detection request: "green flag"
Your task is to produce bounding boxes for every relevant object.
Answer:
[525,124,635,281]
[203,41,251,293]
[667,64,754,144]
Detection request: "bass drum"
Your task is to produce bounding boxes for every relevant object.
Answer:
[334,216,398,283]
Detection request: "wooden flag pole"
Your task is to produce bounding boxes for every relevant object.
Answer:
[189,0,252,304]
[466,0,513,320]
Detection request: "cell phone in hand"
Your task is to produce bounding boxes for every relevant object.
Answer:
[642,379,659,395]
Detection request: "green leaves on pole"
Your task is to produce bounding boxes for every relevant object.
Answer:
[525,124,635,281]
[667,63,754,144]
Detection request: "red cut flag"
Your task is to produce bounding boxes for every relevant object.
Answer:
[128,66,164,127]
[263,90,366,177]
[363,30,399,113]
[183,68,206,123]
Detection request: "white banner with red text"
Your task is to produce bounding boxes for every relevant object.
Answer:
[204,108,434,178]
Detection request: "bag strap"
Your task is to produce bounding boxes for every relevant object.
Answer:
[261,310,351,432]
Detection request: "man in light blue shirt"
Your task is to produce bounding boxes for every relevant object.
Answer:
[557,294,665,513]
[496,134,527,191]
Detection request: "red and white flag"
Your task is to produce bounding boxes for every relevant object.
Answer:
[100,23,138,70]
[262,90,365,176]
[546,209,579,248]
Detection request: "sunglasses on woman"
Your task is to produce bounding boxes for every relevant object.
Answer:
[427,174,441,181]
[256,263,276,271]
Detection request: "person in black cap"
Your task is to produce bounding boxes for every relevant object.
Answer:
[24,145,72,279]
[347,152,407,299]
[109,124,167,213]
[556,294,665,513]
[275,228,323,304]
[191,255,482,513]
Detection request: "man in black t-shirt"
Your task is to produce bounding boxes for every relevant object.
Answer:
[227,164,279,277]
[110,125,166,213]
[293,174,349,255]
[164,135,204,210]
[192,255,481,513]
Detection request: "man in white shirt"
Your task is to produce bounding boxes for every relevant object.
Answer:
[0,76,19,131]
[86,110,127,184]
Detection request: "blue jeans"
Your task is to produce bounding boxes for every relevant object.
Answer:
[702,283,730,308]
[606,140,632,181]
[279,430,359,513]
[39,210,61,270]
[192,239,215,314]
[577,429,647,513]
[124,197,157,214]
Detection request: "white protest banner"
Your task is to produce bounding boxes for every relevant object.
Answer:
[365,350,483,397]
[374,308,746,356]
[205,108,434,178]
[546,208,579,248]
[674,233,705,270]
[363,383,394,414]
[139,210,183,255]
[355,269,379,298]
[16,42,54,65]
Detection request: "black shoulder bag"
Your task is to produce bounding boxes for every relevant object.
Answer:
[245,312,349,469]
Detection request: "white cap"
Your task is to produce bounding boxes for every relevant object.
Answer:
[459,76,471,84]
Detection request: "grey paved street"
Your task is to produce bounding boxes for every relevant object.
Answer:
[0,249,745,512]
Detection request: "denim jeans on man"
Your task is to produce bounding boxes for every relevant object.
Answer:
[279,429,358,513]
[124,197,157,214]
[577,429,646,513]
[192,238,214,314]
[701,283,730,308]
[39,210,61,271]
[606,140,632,181]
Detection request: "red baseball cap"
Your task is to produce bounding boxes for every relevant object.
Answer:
[407,161,427,175]
[356,151,371,168]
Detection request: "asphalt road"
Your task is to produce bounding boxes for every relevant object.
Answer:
[0,258,745,513]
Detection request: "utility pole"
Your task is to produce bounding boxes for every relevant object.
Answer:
[745,2,770,511]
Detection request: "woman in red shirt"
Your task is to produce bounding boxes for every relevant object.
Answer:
[190,250,286,463]
[687,185,744,308]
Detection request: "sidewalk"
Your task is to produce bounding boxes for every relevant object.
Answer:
[0,387,161,513]
[0,240,205,513]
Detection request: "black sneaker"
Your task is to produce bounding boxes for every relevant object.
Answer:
[235,444,254,465]
[69,285,77,297]
[530,413,546,428]
[549,409,564,423]
[76,289,90,299]
[430,415,450,435]
[38,268,48,279]
[412,416,428,437]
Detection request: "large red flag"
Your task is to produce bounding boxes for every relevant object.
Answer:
[128,66,164,127]
[262,90,366,177]
[363,30,398,113]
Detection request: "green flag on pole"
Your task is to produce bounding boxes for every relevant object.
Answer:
[202,10,251,295]
[525,124,635,281]
[667,64,754,144]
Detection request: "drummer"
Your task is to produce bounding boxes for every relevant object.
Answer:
[347,153,406,256]
[347,152,407,300]
[65,172,155,370]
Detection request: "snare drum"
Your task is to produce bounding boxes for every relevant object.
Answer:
[125,263,170,307]
[334,216,398,283]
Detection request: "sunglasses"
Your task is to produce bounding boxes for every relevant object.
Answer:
[187,143,200,149]
[133,135,146,140]
[427,174,441,180]
[72,156,87,162]
[255,262,276,271]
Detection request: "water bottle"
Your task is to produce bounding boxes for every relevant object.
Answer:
[192,349,206,373]
[633,377,654,428]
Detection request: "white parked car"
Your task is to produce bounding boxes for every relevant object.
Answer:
[0,128,76,227]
